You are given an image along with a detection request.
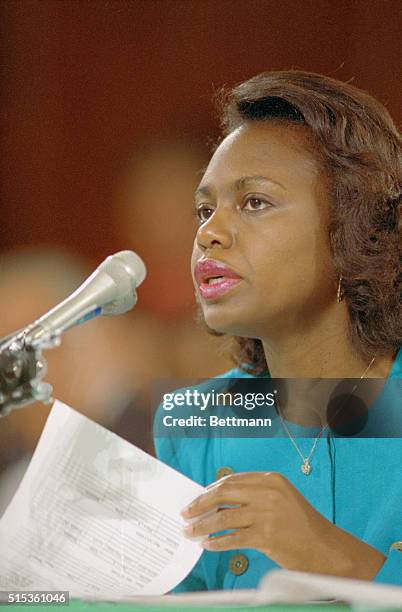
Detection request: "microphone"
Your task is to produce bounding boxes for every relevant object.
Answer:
[24,250,146,346]
[0,250,146,415]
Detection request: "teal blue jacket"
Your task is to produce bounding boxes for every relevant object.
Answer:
[154,349,402,590]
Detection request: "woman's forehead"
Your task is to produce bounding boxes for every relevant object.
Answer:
[200,122,321,189]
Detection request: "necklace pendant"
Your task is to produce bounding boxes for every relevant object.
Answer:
[301,460,312,475]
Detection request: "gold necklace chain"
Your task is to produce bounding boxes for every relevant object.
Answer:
[276,355,376,475]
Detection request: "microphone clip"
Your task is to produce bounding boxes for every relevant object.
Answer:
[0,330,60,417]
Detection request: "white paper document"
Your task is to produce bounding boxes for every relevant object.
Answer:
[259,569,402,607]
[0,400,204,596]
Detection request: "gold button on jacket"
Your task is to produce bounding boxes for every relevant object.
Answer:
[229,553,249,576]
[216,466,234,480]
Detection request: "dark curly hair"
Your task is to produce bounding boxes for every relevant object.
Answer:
[200,71,401,375]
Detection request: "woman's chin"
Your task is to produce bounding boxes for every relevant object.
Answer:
[202,308,256,338]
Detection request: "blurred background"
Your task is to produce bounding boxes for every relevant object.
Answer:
[0,0,400,511]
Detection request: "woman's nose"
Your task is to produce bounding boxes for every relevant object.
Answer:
[196,209,234,250]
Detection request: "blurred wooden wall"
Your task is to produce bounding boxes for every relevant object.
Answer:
[0,0,400,262]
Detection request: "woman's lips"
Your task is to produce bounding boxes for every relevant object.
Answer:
[199,277,242,300]
[194,259,243,300]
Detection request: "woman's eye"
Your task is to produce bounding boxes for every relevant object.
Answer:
[244,197,270,211]
[194,205,214,223]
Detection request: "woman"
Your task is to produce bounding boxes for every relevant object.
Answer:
[154,71,402,590]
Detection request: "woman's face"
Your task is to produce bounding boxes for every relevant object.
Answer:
[191,122,336,340]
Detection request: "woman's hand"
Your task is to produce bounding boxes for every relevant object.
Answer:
[181,472,386,580]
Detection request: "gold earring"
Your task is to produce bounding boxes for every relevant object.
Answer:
[337,275,344,303]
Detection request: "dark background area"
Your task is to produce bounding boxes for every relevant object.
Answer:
[0,0,400,264]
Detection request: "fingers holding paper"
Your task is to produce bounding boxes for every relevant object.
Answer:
[180,471,386,580]
[181,471,306,554]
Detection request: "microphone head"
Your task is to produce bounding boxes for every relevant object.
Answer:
[98,250,147,317]
[117,250,147,288]
[99,250,147,289]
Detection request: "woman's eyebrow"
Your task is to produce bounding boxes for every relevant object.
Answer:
[235,175,286,191]
[194,175,286,200]
[194,185,211,199]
